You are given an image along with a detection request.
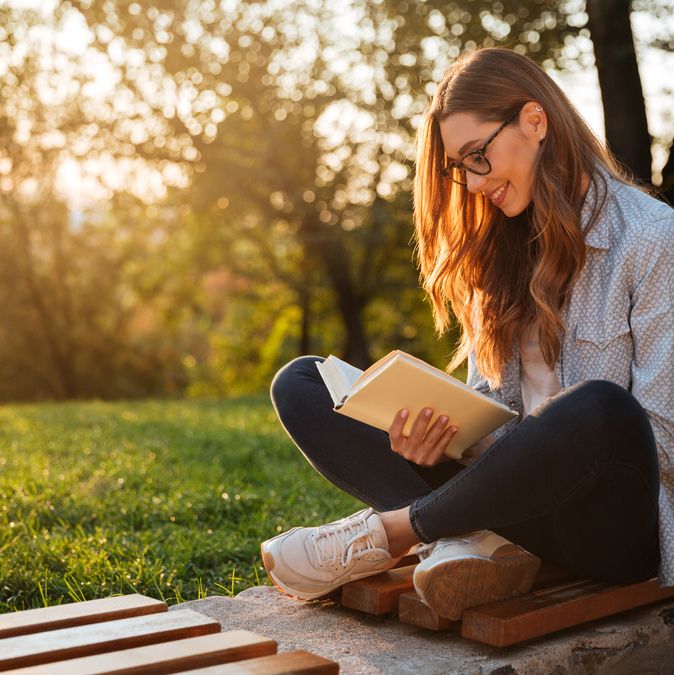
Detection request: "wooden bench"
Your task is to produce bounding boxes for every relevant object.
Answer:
[0,594,338,673]
[339,561,674,647]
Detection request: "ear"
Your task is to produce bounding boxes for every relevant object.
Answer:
[519,101,547,144]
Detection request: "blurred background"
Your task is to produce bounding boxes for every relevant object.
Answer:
[0,0,672,403]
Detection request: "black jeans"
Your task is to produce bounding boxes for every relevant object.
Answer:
[271,356,661,584]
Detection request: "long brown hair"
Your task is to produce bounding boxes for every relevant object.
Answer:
[414,48,625,387]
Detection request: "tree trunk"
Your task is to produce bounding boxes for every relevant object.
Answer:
[299,284,311,355]
[300,216,371,368]
[586,0,652,184]
[334,287,371,368]
[12,206,79,399]
[659,143,674,205]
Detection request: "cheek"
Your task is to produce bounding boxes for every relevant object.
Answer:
[509,144,538,193]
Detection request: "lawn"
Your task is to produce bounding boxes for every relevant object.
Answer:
[0,395,361,611]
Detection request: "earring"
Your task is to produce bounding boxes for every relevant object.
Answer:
[535,106,543,112]
[540,134,545,141]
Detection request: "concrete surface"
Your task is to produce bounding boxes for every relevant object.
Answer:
[174,586,674,674]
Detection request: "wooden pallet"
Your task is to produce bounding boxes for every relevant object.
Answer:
[0,594,338,673]
[339,562,674,647]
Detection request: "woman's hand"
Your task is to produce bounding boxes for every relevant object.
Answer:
[388,407,458,466]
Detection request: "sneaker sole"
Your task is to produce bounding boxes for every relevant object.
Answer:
[260,541,402,601]
[414,544,541,620]
[259,543,326,601]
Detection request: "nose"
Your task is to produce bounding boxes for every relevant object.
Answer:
[465,172,487,193]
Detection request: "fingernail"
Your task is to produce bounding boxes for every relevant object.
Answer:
[425,408,432,418]
[401,409,409,419]
[450,426,458,433]
[439,415,448,424]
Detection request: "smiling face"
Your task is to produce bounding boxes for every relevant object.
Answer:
[438,104,546,217]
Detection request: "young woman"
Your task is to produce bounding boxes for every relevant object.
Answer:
[260,48,674,619]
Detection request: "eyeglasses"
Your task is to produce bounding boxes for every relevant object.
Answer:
[441,107,522,185]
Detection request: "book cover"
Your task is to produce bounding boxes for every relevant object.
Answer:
[316,351,517,459]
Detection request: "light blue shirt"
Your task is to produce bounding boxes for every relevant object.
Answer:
[467,169,674,585]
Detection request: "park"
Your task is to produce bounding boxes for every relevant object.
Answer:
[0,0,673,672]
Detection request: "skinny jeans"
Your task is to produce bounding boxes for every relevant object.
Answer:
[270,356,661,583]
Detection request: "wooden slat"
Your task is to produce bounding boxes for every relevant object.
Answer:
[461,576,674,647]
[3,631,276,675]
[176,650,339,674]
[394,554,419,569]
[530,563,575,591]
[340,565,416,616]
[397,592,459,632]
[0,609,220,671]
[0,595,167,639]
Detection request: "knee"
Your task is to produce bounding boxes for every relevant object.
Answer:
[572,380,654,449]
[573,380,637,417]
[270,355,325,404]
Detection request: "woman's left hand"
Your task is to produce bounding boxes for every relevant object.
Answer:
[388,407,458,466]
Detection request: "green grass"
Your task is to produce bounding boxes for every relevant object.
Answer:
[0,396,361,611]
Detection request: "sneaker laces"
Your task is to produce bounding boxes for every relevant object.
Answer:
[415,541,437,561]
[309,508,387,569]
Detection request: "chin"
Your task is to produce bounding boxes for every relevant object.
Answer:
[501,203,527,217]
[501,196,533,218]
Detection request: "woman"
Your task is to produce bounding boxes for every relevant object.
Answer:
[260,48,674,619]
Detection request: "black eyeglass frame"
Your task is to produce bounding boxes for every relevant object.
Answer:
[441,107,523,185]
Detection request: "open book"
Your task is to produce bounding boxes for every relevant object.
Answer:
[316,350,517,459]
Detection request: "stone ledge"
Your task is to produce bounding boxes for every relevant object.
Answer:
[173,586,674,674]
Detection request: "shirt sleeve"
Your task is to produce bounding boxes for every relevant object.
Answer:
[629,214,674,469]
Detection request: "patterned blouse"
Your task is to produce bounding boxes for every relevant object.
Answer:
[467,168,674,586]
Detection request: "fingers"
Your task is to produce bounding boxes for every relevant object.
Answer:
[389,407,459,466]
[407,407,434,445]
[423,424,459,466]
[388,408,409,452]
[423,413,450,446]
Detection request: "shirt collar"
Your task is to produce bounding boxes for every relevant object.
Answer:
[581,166,613,250]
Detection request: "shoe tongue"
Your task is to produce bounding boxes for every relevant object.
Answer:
[363,512,388,551]
[307,511,389,567]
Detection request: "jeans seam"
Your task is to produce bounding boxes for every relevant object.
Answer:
[409,501,432,542]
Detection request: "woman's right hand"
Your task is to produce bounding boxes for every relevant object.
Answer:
[388,407,458,467]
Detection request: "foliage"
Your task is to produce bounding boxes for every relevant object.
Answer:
[0,7,190,400]
[0,1,670,400]
[0,395,361,610]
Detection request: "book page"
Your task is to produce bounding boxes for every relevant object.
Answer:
[330,356,363,389]
[316,356,363,405]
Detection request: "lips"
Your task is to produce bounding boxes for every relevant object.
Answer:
[487,181,509,207]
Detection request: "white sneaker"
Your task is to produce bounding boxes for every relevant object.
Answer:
[413,530,540,620]
[260,508,401,600]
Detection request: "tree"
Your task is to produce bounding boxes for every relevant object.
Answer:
[584,0,674,197]
[0,6,187,400]
[69,0,580,369]
[585,0,652,184]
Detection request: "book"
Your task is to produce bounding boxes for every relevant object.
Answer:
[315,350,518,459]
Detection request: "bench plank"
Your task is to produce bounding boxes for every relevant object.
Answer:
[529,563,575,591]
[0,609,220,670]
[3,631,276,675]
[0,594,167,639]
[397,592,459,632]
[396,562,573,631]
[394,554,420,569]
[461,577,674,646]
[177,650,339,674]
[340,565,416,616]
